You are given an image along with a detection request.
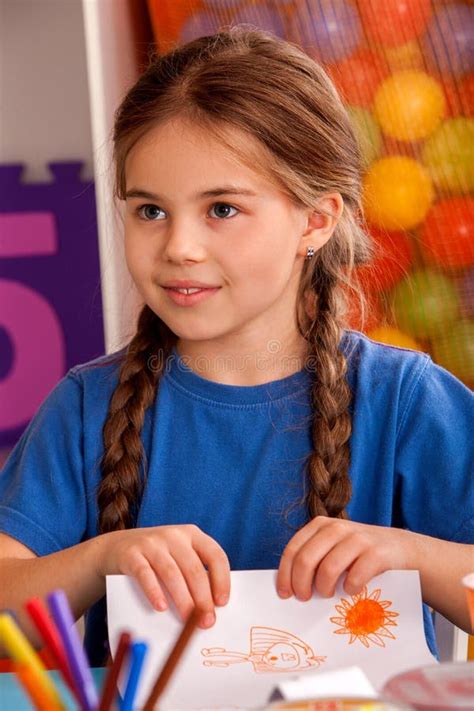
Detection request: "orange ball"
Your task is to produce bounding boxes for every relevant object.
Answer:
[363,156,434,231]
[148,0,209,49]
[420,197,474,269]
[357,0,432,47]
[328,50,389,108]
[373,71,446,141]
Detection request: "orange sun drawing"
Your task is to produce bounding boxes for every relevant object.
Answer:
[330,586,399,648]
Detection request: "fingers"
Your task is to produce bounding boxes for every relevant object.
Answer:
[127,526,230,630]
[170,545,219,628]
[148,548,197,622]
[277,516,333,598]
[292,532,360,600]
[313,536,367,597]
[277,519,389,601]
[193,533,231,607]
[124,551,169,612]
[343,549,385,595]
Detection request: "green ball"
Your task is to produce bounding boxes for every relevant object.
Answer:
[431,320,474,384]
[347,106,383,169]
[422,118,474,194]
[391,269,460,339]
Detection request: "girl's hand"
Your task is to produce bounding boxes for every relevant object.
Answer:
[276,516,417,600]
[103,525,230,628]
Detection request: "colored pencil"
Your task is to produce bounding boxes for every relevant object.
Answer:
[47,589,99,711]
[25,597,77,696]
[143,609,199,711]
[98,631,132,711]
[121,641,148,711]
[0,613,65,709]
[14,662,64,711]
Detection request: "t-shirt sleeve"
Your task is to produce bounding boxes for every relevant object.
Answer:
[0,370,87,556]
[395,356,474,544]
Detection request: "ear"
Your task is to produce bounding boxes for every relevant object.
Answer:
[297,193,344,258]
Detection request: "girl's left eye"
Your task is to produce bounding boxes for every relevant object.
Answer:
[209,202,239,220]
[137,205,164,222]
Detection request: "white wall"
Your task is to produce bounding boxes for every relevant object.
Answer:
[0,0,93,182]
[82,0,143,353]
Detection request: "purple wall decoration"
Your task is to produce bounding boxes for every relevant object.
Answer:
[0,162,104,449]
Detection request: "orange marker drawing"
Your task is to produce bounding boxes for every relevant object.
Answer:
[330,586,399,648]
[201,626,326,673]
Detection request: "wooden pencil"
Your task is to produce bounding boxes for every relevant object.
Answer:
[98,631,131,711]
[142,610,199,711]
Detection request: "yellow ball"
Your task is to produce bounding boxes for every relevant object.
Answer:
[374,70,446,141]
[367,326,422,351]
[363,156,434,230]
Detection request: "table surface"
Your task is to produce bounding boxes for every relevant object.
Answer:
[0,668,107,710]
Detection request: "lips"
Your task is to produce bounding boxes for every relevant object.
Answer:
[163,285,221,306]
[162,281,220,289]
[166,287,208,294]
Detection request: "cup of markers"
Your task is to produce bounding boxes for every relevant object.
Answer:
[0,592,201,711]
[0,590,148,711]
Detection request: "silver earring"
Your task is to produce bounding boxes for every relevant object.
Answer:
[306,246,315,260]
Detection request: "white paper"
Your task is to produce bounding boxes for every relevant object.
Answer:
[106,570,435,710]
[271,666,376,701]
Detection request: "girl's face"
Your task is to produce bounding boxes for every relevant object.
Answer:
[124,117,334,360]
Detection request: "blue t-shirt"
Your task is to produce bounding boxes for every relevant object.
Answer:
[0,330,473,665]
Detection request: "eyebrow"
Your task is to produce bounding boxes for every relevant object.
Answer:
[125,186,259,201]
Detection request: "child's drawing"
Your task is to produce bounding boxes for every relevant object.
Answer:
[201,626,326,673]
[330,585,399,648]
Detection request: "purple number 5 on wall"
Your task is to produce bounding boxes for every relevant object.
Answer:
[0,162,104,451]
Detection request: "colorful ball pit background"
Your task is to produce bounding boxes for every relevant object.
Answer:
[147,0,474,388]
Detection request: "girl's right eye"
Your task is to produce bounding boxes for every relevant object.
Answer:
[136,204,165,221]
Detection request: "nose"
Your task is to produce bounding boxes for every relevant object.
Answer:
[161,217,207,264]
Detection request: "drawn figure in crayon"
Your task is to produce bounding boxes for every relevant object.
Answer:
[201,626,326,673]
[330,586,399,648]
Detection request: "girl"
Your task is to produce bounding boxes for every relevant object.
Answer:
[0,27,473,668]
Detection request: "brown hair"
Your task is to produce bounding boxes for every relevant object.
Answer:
[97,26,373,535]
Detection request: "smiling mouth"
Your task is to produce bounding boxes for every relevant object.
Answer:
[162,285,221,306]
[164,286,221,294]
[166,287,207,294]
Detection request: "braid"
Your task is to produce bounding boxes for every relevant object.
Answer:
[305,262,353,520]
[97,305,175,534]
